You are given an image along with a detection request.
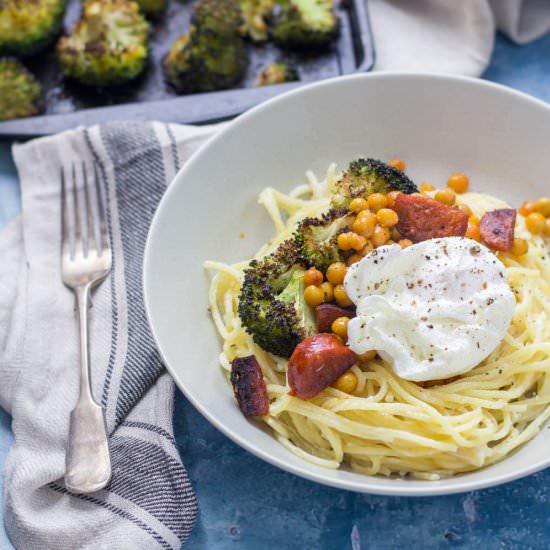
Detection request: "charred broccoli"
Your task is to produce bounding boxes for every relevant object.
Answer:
[295,208,353,271]
[192,0,243,33]
[56,0,149,87]
[239,0,274,42]
[164,0,247,93]
[0,58,42,121]
[256,61,298,86]
[238,239,316,358]
[0,0,66,56]
[135,0,166,17]
[272,0,339,48]
[332,158,418,209]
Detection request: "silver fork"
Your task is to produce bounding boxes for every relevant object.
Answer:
[61,162,112,494]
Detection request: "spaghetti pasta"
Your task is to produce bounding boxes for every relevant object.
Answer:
[205,165,550,479]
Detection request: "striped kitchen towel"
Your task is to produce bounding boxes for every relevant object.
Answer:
[0,121,223,549]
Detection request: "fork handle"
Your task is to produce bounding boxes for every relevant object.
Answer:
[65,284,111,494]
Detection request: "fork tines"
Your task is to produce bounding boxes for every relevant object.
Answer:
[61,162,110,262]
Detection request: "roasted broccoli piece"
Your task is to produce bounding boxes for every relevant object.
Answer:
[331,158,418,209]
[192,0,243,33]
[56,0,149,87]
[164,0,247,93]
[0,58,42,121]
[0,0,66,56]
[238,239,316,358]
[164,29,246,93]
[272,0,339,48]
[135,0,166,17]
[295,208,353,272]
[256,61,298,86]
[239,0,274,42]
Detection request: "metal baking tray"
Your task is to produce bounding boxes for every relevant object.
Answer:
[0,0,374,137]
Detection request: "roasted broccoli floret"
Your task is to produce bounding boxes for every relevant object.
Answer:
[164,29,246,93]
[295,208,353,271]
[238,239,316,358]
[332,158,418,209]
[272,0,339,48]
[164,0,247,93]
[239,0,274,42]
[192,0,243,33]
[56,0,149,87]
[0,58,42,121]
[135,0,166,17]
[0,0,66,56]
[256,61,298,86]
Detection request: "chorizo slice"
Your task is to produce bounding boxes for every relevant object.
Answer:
[288,333,357,400]
[395,193,469,242]
[315,303,356,333]
[230,356,269,417]
[479,209,516,251]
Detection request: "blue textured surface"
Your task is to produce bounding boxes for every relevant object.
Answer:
[1,33,550,549]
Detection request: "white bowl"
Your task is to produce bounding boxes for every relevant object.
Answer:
[144,73,550,496]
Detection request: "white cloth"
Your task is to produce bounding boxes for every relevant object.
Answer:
[0,122,221,549]
[370,0,550,75]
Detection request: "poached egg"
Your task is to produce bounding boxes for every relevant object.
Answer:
[344,237,515,382]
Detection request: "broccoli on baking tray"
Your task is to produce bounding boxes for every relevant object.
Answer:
[238,0,274,42]
[164,0,248,93]
[272,0,339,48]
[56,0,150,87]
[0,0,67,56]
[135,0,167,17]
[256,61,298,86]
[0,58,43,121]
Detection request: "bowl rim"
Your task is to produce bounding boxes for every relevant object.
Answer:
[144,71,550,496]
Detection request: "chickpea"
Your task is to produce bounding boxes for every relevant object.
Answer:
[434,188,456,206]
[536,197,550,217]
[447,173,469,194]
[333,371,358,393]
[337,232,354,251]
[360,240,374,256]
[304,285,324,307]
[334,284,353,307]
[510,237,529,256]
[358,350,377,362]
[398,238,413,249]
[545,218,550,236]
[386,190,401,208]
[320,281,334,302]
[331,316,350,339]
[376,208,399,228]
[349,197,369,212]
[525,212,546,234]
[519,201,537,217]
[347,254,362,266]
[388,159,406,171]
[304,267,323,286]
[372,225,391,248]
[349,233,367,251]
[457,203,473,217]
[352,210,376,238]
[465,221,481,242]
[368,193,388,212]
[326,262,347,285]
[419,182,435,193]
